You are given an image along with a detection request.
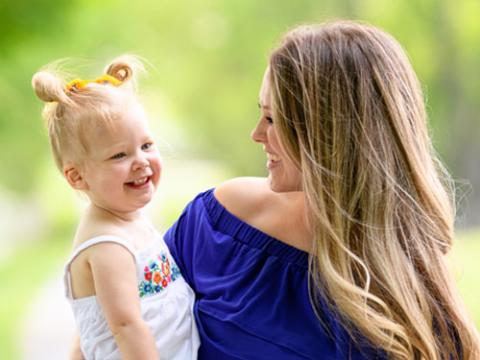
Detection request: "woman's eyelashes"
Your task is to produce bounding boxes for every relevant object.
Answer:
[258,104,273,124]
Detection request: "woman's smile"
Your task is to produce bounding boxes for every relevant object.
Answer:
[266,152,281,170]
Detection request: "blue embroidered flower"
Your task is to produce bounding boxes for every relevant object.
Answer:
[171,265,181,281]
[143,283,152,293]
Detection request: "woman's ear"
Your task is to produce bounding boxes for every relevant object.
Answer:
[63,164,88,190]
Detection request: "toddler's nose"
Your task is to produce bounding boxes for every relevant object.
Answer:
[133,156,149,171]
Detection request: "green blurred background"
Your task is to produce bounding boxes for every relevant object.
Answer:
[1,0,479,358]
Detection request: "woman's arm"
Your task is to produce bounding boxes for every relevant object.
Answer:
[88,243,158,360]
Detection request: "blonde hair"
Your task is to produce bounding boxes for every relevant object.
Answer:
[269,20,480,359]
[32,55,145,170]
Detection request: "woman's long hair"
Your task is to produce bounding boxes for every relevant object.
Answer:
[269,20,480,359]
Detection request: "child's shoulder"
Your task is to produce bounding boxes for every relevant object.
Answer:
[72,205,156,254]
[72,207,130,249]
[73,223,128,248]
[70,217,135,277]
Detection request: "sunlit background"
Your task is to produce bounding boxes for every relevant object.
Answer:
[1,0,479,358]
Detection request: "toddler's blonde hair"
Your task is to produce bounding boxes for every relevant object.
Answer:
[32,55,145,170]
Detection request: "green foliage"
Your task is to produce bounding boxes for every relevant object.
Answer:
[2,0,479,206]
[0,0,72,53]
[0,0,74,192]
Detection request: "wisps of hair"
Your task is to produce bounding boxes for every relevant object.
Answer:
[32,55,145,170]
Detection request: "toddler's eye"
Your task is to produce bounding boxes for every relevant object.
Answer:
[142,142,154,151]
[110,152,126,160]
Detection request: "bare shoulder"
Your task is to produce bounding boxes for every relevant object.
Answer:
[73,210,128,249]
[69,211,133,299]
[214,177,272,221]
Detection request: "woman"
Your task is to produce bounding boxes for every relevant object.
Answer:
[165,21,480,359]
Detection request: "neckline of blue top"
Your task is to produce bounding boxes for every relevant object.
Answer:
[202,188,309,269]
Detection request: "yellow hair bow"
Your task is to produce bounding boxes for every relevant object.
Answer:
[65,74,122,91]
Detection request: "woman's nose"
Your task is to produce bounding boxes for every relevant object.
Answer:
[251,120,266,143]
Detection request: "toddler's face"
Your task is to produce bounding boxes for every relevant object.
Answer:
[81,101,162,214]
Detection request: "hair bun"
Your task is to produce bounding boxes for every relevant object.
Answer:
[105,62,132,82]
[31,71,69,103]
[104,55,145,86]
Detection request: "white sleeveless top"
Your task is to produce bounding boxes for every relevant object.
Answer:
[64,232,200,360]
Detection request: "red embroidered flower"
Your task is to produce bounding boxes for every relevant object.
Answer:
[162,279,168,287]
[145,271,152,281]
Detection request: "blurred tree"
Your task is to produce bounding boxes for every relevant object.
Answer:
[0,0,73,192]
[430,0,480,226]
[0,0,479,224]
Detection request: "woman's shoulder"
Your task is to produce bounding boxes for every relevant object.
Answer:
[214,177,312,253]
[214,177,272,222]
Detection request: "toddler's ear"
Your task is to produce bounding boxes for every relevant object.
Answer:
[64,165,88,190]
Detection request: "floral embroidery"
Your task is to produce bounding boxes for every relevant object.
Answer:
[138,252,182,298]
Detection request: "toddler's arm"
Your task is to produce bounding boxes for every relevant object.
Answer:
[88,242,158,359]
[68,333,84,360]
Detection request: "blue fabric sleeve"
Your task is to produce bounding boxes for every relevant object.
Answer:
[164,189,386,359]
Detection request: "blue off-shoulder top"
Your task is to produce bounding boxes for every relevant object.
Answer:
[164,189,385,359]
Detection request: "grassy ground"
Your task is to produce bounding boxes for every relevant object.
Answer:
[0,229,479,359]
[0,234,70,359]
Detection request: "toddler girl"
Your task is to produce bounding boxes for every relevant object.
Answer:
[32,56,199,359]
